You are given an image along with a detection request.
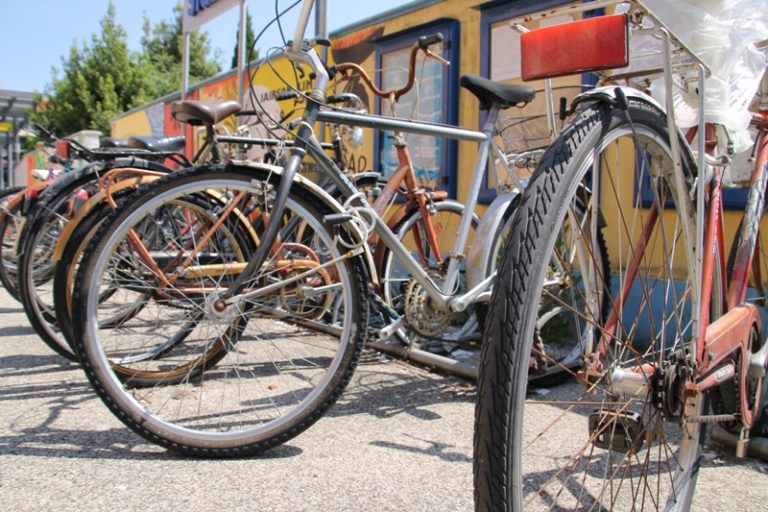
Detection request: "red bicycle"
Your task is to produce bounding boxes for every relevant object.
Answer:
[475,1,768,510]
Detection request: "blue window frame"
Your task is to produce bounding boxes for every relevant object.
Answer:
[374,19,460,198]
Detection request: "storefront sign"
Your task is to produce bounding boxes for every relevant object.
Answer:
[183,0,240,32]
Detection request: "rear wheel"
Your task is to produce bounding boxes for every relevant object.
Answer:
[380,199,479,345]
[475,100,713,511]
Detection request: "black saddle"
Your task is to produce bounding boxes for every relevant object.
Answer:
[127,135,187,153]
[460,75,535,110]
[99,137,131,149]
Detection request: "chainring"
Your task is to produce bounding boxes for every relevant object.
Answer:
[403,269,454,338]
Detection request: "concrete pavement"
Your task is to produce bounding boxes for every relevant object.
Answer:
[0,285,766,511]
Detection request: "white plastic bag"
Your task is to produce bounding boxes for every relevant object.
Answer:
[630,0,768,152]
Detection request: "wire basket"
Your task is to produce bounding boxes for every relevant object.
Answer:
[491,84,591,189]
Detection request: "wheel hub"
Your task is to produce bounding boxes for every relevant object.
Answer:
[205,293,237,322]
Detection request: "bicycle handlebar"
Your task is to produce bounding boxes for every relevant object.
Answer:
[334,33,449,102]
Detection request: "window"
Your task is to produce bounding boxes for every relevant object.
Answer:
[479,0,596,202]
[375,20,459,197]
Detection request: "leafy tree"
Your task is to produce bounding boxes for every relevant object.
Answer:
[139,3,222,99]
[230,9,258,69]
[31,2,148,136]
[30,1,221,136]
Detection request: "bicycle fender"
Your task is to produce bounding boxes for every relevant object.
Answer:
[51,175,161,261]
[571,85,666,116]
[466,189,520,291]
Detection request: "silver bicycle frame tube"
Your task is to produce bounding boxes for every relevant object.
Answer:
[292,0,314,53]
[312,108,495,310]
[280,0,497,312]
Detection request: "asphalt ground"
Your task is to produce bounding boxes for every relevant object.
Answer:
[0,284,766,511]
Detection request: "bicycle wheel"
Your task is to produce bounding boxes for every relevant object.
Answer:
[68,184,267,385]
[72,164,368,457]
[0,186,27,300]
[53,195,165,356]
[19,161,173,361]
[18,182,78,360]
[379,199,479,344]
[475,99,715,510]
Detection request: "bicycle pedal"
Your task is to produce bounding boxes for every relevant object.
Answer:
[588,409,644,453]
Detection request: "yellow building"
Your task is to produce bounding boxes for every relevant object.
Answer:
[110,0,588,207]
[109,0,762,287]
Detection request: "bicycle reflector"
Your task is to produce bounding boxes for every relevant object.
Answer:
[55,139,70,160]
[520,14,629,81]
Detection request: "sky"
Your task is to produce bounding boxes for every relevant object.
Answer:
[0,0,414,93]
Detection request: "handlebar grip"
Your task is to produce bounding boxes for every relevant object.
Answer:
[327,93,362,105]
[418,33,444,50]
[274,90,300,101]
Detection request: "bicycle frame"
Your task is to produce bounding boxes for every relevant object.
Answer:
[218,1,528,332]
[693,115,768,432]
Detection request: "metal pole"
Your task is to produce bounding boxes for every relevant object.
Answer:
[2,132,7,189]
[237,0,246,104]
[11,120,19,187]
[181,31,191,99]
[315,0,327,142]
[315,0,327,59]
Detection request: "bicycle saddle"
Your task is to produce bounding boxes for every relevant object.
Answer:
[99,137,131,149]
[127,135,187,153]
[460,74,535,110]
[170,100,242,126]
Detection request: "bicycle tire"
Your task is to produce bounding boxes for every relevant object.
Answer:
[18,160,174,361]
[0,186,27,300]
[476,195,610,386]
[475,99,713,511]
[61,178,264,385]
[71,163,368,457]
[18,179,87,360]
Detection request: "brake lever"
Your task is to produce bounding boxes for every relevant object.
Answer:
[424,48,450,67]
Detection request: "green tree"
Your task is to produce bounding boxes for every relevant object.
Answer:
[30,1,221,136]
[31,2,148,135]
[139,3,222,99]
[230,9,258,69]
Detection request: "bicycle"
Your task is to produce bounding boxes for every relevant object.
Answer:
[66,0,554,457]
[23,94,356,362]
[48,92,383,364]
[474,1,768,510]
[329,34,491,375]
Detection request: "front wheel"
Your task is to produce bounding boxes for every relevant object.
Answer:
[475,99,712,511]
[72,164,368,457]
